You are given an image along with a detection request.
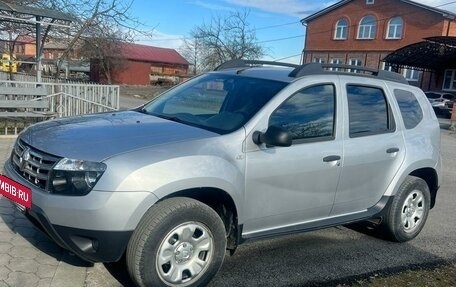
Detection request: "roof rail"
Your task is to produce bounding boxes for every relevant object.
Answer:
[289,63,408,84]
[214,59,299,71]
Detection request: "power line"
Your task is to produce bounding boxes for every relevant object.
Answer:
[139,20,301,42]
[273,53,302,61]
[255,21,300,31]
[257,34,303,44]
[138,1,456,55]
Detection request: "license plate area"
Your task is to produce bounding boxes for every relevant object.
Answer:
[0,174,32,209]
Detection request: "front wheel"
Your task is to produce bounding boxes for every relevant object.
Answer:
[383,176,431,242]
[127,197,227,287]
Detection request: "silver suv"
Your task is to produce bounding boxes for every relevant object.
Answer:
[3,60,441,287]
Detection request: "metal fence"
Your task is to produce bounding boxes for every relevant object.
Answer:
[0,78,120,135]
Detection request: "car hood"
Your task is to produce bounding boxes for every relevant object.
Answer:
[19,111,218,162]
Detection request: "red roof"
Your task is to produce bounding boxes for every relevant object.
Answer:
[16,35,35,44]
[120,42,189,66]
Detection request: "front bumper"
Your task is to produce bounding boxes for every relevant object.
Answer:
[3,158,157,262]
[23,203,132,262]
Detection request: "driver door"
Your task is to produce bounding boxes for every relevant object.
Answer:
[243,83,343,237]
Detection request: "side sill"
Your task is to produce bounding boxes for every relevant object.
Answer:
[240,196,392,243]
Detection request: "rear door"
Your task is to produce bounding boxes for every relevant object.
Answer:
[330,77,405,216]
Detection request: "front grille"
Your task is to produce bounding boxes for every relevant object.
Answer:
[11,139,61,190]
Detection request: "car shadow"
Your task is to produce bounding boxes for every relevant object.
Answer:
[0,196,92,267]
[102,256,136,286]
[206,226,451,287]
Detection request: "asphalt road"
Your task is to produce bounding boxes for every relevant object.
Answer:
[84,116,456,287]
[119,95,149,110]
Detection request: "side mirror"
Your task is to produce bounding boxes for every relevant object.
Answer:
[252,126,292,147]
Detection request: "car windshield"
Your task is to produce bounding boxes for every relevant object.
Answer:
[141,73,288,134]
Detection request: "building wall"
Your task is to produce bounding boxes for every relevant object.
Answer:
[23,43,36,56]
[111,60,150,85]
[151,64,188,76]
[91,59,189,85]
[303,0,456,91]
[305,0,451,53]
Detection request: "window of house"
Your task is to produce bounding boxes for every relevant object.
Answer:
[330,58,344,71]
[269,84,335,142]
[358,15,377,39]
[381,62,394,72]
[334,18,348,40]
[313,57,326,64]
[443,69,456,91]
[386,17,403,39]
[349,58,362,73]
[347,85,394,137]
[394,89,423,129]
[403,68,420,82]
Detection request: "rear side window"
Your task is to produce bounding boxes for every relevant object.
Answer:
[394,89,423,129]
[347,85,395,137]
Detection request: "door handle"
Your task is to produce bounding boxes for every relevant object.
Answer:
[323,155,341,162]
[386,148,400,154]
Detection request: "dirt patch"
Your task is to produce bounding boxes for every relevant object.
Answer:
[119,85,168,100]
[336,261,456,287]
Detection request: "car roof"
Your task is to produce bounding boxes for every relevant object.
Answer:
[212,60,409,85]
[211,67,296,83]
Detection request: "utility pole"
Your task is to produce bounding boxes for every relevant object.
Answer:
[35,16,42,82]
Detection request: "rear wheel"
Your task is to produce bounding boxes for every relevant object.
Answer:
[127,197,226,287]
[383,176,431,242]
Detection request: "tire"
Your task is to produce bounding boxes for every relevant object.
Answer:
[382,176,431,242]
[126,197,227,287]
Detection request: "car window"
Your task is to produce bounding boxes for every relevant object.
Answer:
[269,84,335,142]
[162,80,227,115]
[394,89,423,129]
[347,85,395,137]
[443,94,455,100]
[143,73,287,134]
[425,93,440,99]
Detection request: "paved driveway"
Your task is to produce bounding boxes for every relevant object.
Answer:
[1,122,455,287]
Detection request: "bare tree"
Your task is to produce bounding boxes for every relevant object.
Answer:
[180,37,204,75]
[79,26,127,84]
[0,0,152,80]
[47,0,151,80]
[186,10,264,72]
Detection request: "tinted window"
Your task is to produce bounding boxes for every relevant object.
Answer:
[347,85,394,137]
[425,92,440,99]
[394,89,423,129]
[270,84,335,141]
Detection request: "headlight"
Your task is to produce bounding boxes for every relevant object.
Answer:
[48,158,107,196]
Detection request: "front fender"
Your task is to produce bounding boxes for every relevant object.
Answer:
[102,154,245,228]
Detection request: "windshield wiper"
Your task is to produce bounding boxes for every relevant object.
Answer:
[150,113,188,125]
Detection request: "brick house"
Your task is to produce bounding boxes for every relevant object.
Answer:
[301,0,456,91]
[90,42,189,85]
[0,35,36,68]
[0,36,84,74]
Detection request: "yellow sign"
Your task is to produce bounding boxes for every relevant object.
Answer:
[1,54,18,73]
